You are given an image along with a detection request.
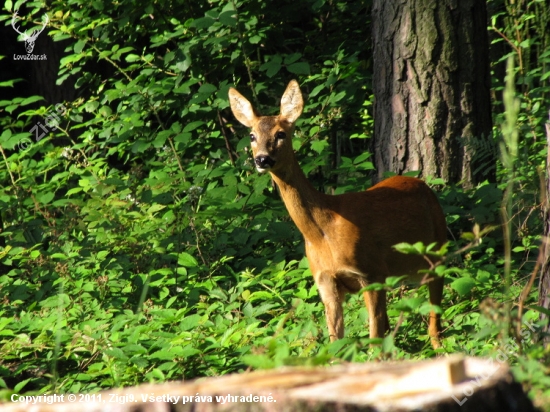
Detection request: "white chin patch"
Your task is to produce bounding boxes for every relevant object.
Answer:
[256,166,270,173]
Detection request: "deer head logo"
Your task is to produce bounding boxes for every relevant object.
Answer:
[12,12,49,54]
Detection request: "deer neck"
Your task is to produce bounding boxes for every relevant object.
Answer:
[269,155,331,243]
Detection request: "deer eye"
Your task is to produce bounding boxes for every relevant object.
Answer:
[250,133,256,142]
[275,131,286,140]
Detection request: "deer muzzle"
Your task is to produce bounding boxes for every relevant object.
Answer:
[254,155,275,172]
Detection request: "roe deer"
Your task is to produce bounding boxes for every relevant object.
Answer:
[228,80,446,348]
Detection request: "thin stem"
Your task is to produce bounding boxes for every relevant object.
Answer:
[231,0,259,105]
[0,146,17,189]
[217,111,235,166]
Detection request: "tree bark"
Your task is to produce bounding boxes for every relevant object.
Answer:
[371,0,494,186]
[29,30,76,106]
[538,115,550,347]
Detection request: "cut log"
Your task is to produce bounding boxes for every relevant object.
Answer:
[1,356,534,412]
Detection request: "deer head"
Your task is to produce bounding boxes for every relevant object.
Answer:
[12,12,49,54]
[228,80,304,175]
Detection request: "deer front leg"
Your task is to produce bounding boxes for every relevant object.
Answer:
[428,274,444,348]
[315,271,346,341]
[363,289,388,339]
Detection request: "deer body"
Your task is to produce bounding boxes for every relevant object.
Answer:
[229,80,446,347]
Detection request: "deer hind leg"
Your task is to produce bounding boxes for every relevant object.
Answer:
[427,274,444,348]
[363,288,388,339]
[316,272,347,341]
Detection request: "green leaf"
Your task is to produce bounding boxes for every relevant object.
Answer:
[394,297,423,311]
[153,130,172,149]
[180,314,201,331]
[0,78,22,87]
[393,242,425,255]
[104,348,128,360]
[178,252,198,267]
[353,151,371,165]
[198,83,216,95]
[309,84,324,97]
[38,191,55,204]
[287,62,310,75]
[247,291,274,302]
[249,35,261,44]
[241,354,275,369]
[0,318,13,332]
[84,101,99,112]
[126,54,140,62]
[181,345,200,357]
[328,90,346,104]
[284,53,302,65]
[183,121,205,133]
[260,55,282,78]
[131,140,150,153]
[97,250,110,260]
[20,96,44,106]
[14,378,31,393]
[311,139,328,154]
[50,253,69,260]
[150,349,177,360]
[382,334,396,353]
[219,10,236,26]
[0,129,12,144]
[147,204,166,214]
[74,39,87,54]
[193,16,216,29]
[451,277,476,296]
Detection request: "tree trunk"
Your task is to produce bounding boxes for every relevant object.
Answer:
[29,33,76,106]
[0,357,534,412]
[538,115,550,347]
[371,0,494,186]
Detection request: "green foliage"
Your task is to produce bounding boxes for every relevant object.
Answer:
[0,0,549,409]
[0,0,373,396]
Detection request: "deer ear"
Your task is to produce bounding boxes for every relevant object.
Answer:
[228,88,257,128]
[280,80,303,124]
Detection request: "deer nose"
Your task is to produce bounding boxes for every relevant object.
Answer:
[255,156,275,169]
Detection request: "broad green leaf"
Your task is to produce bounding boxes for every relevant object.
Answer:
[183,121,205,132]
[20,96,44,106]
[193,16,215,29]
[287,62,310,75]
[219,10,236,27]
[178,252,198,267]
[249,35,261,44]
[311,139,328,154]
[14,378,31,393]
[451,277,476,296]
[74,39,87,53]
[104,348,128,360]
[180,314,201,331]
[38,191,55,204]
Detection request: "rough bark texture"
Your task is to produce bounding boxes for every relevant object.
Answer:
[539,117,550,347]
[371,0,494,185]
